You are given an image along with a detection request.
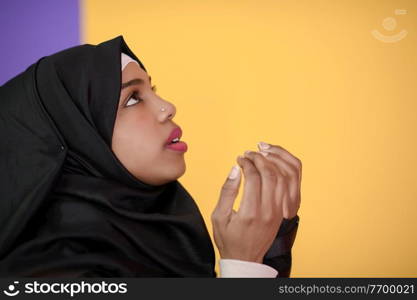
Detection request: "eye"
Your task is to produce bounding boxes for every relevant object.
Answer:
[125,92,143,107]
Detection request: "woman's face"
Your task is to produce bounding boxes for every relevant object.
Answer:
[112,62,186,186]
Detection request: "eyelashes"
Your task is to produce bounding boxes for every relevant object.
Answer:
[125,92,142,107]
[124,85,157,107]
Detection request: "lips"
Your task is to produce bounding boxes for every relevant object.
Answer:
[165,127,182,145]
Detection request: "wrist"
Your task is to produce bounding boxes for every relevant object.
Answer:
[220,255,263,264]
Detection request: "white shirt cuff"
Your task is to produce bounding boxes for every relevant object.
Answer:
[219,258,278,278]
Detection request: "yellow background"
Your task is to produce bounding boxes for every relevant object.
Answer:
[82,0,417,277]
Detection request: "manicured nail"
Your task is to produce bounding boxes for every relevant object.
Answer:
[258,141,271,150]
[228,165,240,179]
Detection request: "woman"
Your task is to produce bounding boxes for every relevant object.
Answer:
[0,35,301,277]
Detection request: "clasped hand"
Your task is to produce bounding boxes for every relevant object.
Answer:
[211,142,302,263]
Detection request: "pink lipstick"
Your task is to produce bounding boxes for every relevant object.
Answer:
[165,127,188,152]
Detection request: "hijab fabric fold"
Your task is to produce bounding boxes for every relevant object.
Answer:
[0,35,216,277]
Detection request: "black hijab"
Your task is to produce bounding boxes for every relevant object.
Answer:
[0,35,216,277]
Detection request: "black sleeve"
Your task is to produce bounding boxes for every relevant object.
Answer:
[262,215,300,278]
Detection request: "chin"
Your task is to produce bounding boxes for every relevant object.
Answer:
[152,161,186,186]
[168,160,186,181]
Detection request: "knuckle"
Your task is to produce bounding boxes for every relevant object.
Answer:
[264,167,277,181]
[286,166,297,178]
[211,211,226,223]
[221,184,236,195]
[295,158,302,169]
[252,152,267,165]
[261,213,274,225]
[210,213,219,223]
[211,211,220,220]
[241,214,256,224]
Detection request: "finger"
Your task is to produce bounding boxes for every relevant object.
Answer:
[279,180,290,219]
[257,142,302,171]
[258,151,299,200]
[258,143,302,183]
[247,150,287,221]
[243,151,278,217]
[270,159,286,222]
[258,151,296,176]
[235,155,262,219]
[259,150,301,218]
[212,163,242,226]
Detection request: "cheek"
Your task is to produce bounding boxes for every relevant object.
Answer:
[112,113,160,162]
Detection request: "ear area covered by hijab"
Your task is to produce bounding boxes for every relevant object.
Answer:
[0,35,216,277]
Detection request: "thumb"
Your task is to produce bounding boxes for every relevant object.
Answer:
[213,164,242,217]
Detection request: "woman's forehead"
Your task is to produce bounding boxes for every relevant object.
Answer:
[122,62,150,81]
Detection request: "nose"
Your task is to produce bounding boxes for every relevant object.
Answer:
[156,96,176,122]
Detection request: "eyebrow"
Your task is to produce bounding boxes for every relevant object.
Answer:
[121,76,152,90]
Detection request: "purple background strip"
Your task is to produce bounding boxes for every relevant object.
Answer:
[0,0,80,85]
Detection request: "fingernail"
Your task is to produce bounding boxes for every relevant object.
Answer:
[228,165,240,180]
[258,141,271,150]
